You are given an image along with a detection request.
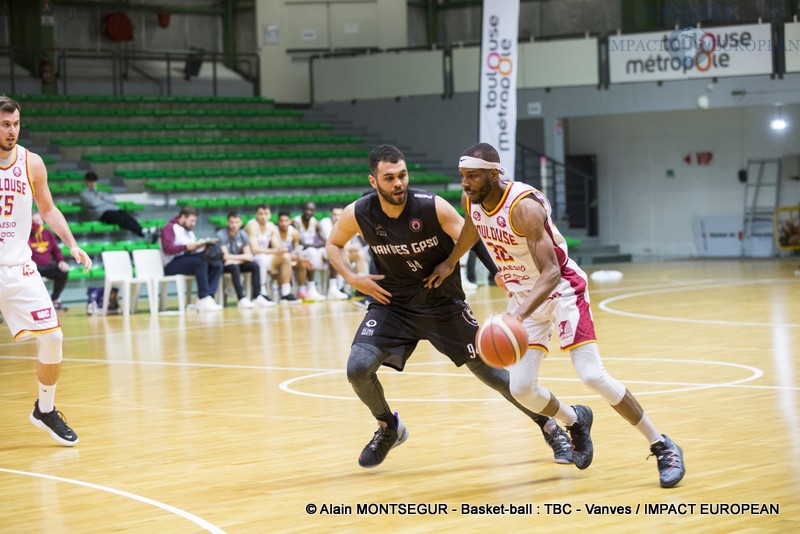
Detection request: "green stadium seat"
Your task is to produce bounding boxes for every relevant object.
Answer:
[67,268,91,280]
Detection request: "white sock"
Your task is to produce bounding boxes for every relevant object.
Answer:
[281,283,291,297]
[634,413,664,444]
[556,403,578,427]
[328,279,338,292]
[38,382,57,413]
[308,281,316,291]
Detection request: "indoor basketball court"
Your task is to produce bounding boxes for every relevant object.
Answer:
[1,259,797,532]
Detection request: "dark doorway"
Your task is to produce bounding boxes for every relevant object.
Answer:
[565,155,598,236]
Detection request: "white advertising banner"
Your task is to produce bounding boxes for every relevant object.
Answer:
[785,21,800,73]
[609,23,773,83]
[692,215,773,257]
[479,0,519,171]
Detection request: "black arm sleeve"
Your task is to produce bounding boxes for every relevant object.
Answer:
[471,240,498,278]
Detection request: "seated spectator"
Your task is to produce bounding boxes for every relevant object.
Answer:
[80,171,154,239]
[160,206,223,312]
[275,211,303,303]
[244,204,292,302]
[28,212,69,311]
[293,202,326,300]
[217,211,273,309]
[319,205,365,298]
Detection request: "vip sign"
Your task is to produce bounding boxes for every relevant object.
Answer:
[609,23,772,83]
[479,0,519,171]
[682,151,714,165]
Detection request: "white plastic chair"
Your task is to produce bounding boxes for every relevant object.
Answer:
[100,251,150,315]
[132,249,187,314]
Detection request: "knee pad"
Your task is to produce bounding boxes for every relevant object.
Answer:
[346,343,384,383]
[508,380,551,414]
[508,368,537,398]
[571,343,625,404]
[37,329,63,364]
[507,350,551,413]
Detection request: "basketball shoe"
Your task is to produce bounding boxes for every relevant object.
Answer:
[254,294,276,307]
[196,296,222,312]
[542,422,573,464]
[358,412,409,468]
[30,400,79,446]
[649,435,685,488]
[327,286,349,300]
[566,405,594,469]
[281,293,300,304]
[306,287,326,301]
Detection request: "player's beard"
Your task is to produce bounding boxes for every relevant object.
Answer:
[376,182,406,206]
[0,137,16,152]
[467,180,493,205]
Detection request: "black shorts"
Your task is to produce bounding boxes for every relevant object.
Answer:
[352,301,480,371]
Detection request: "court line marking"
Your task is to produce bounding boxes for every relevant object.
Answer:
[0,353,781,394]
[277,357,771,401]
[598,279,800,327]
[0,468,225,533]
[0,277,736,350]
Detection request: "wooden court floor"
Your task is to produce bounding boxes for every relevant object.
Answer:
[1,259,799,533]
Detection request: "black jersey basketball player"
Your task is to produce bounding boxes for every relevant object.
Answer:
[326,144,577,469]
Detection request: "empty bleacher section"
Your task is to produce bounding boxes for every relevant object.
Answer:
[15,94,462,303]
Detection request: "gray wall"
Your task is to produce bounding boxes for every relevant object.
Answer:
[51,4,222,53]
[312,93,479,175]
[570,106,800,257]
[312,72,800,258]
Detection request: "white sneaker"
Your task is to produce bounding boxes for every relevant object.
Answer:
[196,296,222,311]
[327,286,349,300]
[306,287,326,301]
[462,278,478,290]
[254,294,276,307]
[237,297,254,309]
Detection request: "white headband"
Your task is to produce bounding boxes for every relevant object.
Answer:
[458,155,506,175]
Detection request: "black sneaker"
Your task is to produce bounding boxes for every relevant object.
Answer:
[281,293,300,304]
[542,421,573,464]
[649,434,685,488]
[149,227,162,245]
[29,400,79,446]
[566,405,594,469]
[358,412,409,468]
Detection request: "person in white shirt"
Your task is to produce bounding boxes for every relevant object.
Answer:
[0,96,92,446]
[244,204,291,302]
[425,142,685,488]
[292,202,327,300]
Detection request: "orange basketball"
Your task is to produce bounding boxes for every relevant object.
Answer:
[475,313,529,368]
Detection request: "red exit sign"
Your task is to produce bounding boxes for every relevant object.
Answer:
[683,152,714,165]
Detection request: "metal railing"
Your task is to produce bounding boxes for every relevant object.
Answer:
[1,46,260,97]
[517,143,594,231]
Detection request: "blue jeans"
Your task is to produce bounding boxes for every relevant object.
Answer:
[165,254,223,300]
